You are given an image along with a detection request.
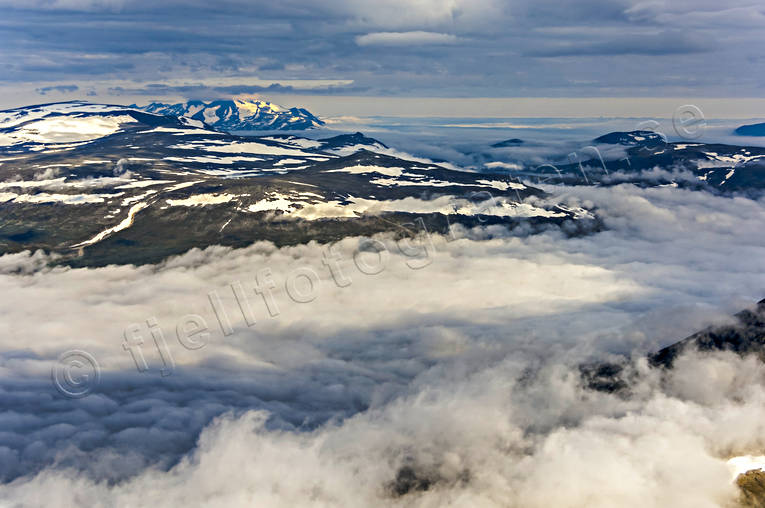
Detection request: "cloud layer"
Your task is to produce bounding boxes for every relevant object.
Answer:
[1,0,764,102]
[1,183,765,505]
[355,31,459,47]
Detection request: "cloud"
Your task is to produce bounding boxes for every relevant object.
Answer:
[1,0,763,99]
[0,182,764,505]
[525,30,713,57]
[35,84,79,95]
[1,351,764,506]
[336,0,508,31]
[0,0,127,10]
[107,81,365,97]
[355,31,459,47]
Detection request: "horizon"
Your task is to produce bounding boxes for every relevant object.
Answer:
[5,95,765,120]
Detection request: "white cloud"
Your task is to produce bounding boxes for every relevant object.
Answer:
[1,183,765,503]
[355,31,459,47]
[0,0,127,10]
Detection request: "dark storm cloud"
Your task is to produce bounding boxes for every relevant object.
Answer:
[0,0,763,97]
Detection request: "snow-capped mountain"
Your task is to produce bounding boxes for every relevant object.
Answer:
[140,99,324,132]
[0,102,588,267]
[0,100,208,148]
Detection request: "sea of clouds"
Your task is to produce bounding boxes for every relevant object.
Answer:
[1,183,765,506]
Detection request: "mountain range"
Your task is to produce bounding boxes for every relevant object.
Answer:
[506,130,765,194]
[0,101,589,267]
[4,101,765,267]
[139,98,324,131]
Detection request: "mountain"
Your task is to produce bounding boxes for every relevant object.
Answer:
[737,470,765,507]
[735,123,765,137]
[510,130,765,194]
[593,130,666,146]
[139,99,324,132]
[650,298,765,368]
[582,298,765,393]
[491,138,524,148]
[0,101,593,267]
[0,100,208,147]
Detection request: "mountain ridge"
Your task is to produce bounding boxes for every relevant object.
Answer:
[0,101,591,267]
[139,98,324,132]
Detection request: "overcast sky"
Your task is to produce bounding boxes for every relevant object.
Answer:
[1,0,765,113]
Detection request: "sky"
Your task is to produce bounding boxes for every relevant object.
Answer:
[1,0,765,114]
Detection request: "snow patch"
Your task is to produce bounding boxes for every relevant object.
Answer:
[327,165,406,177]
[72,202,148,247]
[728,456,765,480]
[166,193,236,207]
[0,115,137,145]
[476,179,527,191]
[170,141,314,157]
[7,193,110,205]
[164,156,263,165]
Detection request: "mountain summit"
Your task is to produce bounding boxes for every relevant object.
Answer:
[140,98,324,132]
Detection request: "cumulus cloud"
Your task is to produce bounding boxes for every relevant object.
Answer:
[0,183,764,505]
[336,0,508,31]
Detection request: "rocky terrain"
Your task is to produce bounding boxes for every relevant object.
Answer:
[507,130,765,194]
[0,101,590,267]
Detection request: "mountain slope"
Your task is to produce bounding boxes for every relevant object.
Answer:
[735,123,765,137]
[582,298,765,393]
[0,100,207,147]
[140,99,324,131]
[510,131,765,194]
[650,299,765,367]
[0,102,591,267]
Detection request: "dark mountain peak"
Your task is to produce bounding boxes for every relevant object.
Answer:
[735,122,765,137]
[594,130,667,145]
[319,132,387,149]
[491,138,524,148]
[582,297,765,393]
[650,299,765,368]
